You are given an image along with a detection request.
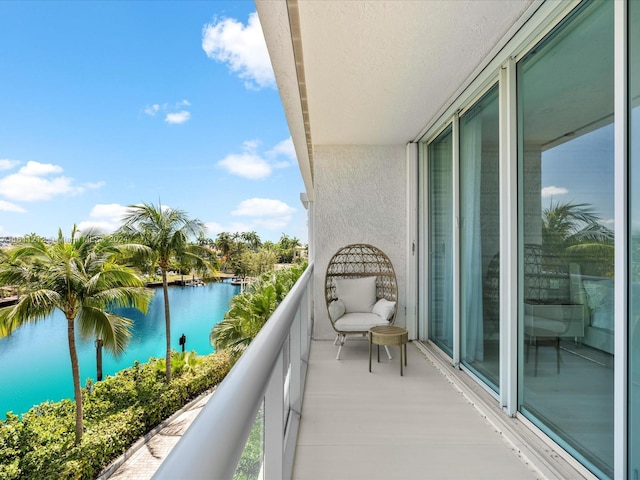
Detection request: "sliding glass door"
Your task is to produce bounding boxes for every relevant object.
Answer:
[517,2,614,477]
[428,126,453,355]
[459,85,500,391]
[630,0,640,476]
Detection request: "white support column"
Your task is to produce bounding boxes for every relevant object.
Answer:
[418,142,429,341]
[499,57,518,416]
[264,351,285,480]
[613,0,629,476]
[406,142,419,339]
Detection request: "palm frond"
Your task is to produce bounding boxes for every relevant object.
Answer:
[77,307,132,357]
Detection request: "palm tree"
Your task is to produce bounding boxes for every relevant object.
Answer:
[210,264,305,359]
[276,233,301,263]
[241,231,262,252]
[118,201,207,381]
[542,200,614,275]
[0,227,152,443]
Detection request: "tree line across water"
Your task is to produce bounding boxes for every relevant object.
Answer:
[0,201,306,479]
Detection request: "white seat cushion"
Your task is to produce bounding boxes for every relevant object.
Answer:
[334,312,389,332]
[524,315,566,336]
[335,276,377,313]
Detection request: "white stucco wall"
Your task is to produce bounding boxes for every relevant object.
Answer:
[312,145,407,340]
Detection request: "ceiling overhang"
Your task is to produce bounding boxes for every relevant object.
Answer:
[256,0,539,199]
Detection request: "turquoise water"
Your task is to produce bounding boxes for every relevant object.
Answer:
[0,281,239,416]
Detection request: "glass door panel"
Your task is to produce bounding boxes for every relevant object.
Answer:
[517,2,614,477]
[428,126,454,355]
[629,0,640,477]
[459,84,500,392]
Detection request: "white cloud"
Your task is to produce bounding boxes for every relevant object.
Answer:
[89,203,129,220]
[144,101,191,124]
[218,198,296,233]
[205,198,296,238]
[165,111,191,124]
[144,104,161,116]
[267,137,295,162]
[0,200,26,213]
[232,198,295,217]
[205,221,253,237]
[266,137,295,168]
[218,137,295,180]
[218,152,271,179]
[202,12,275,90]
[541,186,569,198]
[0,159,20,171]
[76,220,117,234]
[0,161,103,202]
[77,203,129,234]
[20,161,62,176]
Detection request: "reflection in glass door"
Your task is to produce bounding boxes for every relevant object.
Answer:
[630,0,640,477]
[428,126,453,355]
[517,2,614,477]
[459,85,500,392]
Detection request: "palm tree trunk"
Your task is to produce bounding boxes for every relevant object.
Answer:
[162,267,172,382]
[67,316,83,444]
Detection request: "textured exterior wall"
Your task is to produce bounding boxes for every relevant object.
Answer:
[312,145,407,340]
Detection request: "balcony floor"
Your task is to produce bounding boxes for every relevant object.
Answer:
[293,338,590,480]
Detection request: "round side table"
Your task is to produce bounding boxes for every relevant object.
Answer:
[369,325,409,376]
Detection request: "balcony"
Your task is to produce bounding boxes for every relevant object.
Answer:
[152,264,591,479]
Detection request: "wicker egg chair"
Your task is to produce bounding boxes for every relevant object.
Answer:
[325,244,398,359]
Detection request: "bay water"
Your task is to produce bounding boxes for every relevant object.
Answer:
[0,281,239,416]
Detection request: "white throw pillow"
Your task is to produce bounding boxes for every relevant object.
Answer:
[372,298,396,321]
[328,299,346,321]
[335,276,377,313]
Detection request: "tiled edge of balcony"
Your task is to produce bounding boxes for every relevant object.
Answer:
[292,338,595,480]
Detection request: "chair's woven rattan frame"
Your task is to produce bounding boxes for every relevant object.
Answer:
[325,244,398,344]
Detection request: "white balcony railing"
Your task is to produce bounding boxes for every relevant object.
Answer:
[153,263,314,480]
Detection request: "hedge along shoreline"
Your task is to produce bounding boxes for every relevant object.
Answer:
[0,349,234,480]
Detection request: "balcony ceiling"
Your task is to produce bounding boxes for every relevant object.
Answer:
[256,0,538,197]
[262,0,536,146]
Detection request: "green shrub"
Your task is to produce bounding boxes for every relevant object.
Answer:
[0,348,233,480]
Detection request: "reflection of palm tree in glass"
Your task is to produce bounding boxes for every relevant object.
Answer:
[542,200,614,276]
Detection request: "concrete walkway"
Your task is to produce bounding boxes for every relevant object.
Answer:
[98,390,214,480]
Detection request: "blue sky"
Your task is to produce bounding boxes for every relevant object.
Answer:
[0,1,307,244]
[541,123,615,228]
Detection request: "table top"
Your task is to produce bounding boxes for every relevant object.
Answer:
[369,325,407,336]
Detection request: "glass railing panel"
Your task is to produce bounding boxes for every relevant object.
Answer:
[233,401,265,480]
